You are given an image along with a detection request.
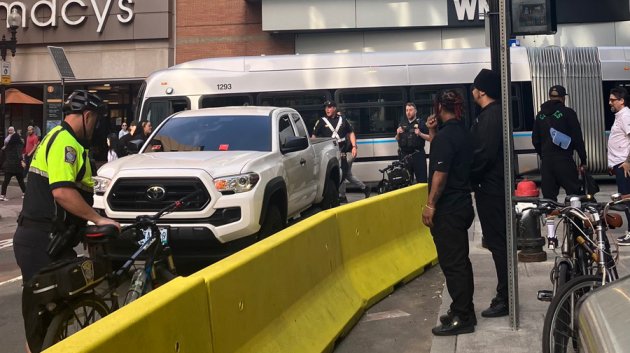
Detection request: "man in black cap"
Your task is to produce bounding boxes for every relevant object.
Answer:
[312,100,370,203]
[532,85,586,201]
[470,68,509,318]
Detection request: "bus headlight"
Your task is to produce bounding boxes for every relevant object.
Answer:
[214,173,260,194]
[92,176,111,195]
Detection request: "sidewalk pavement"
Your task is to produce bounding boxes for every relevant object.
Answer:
[431,185,630,353]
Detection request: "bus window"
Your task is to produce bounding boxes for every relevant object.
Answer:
[512,82,535,132]
[142,98,190,126]
[200,95,253,108]
[336,87,405,137]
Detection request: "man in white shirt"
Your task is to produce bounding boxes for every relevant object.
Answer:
[607,86,630,245]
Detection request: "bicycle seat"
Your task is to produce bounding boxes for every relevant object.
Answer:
[84,224,119,240]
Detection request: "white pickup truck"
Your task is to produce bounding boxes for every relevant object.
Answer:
[93,106,340,265]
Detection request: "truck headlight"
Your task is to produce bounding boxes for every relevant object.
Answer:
[92,176,111,195]
[214,173,260,194]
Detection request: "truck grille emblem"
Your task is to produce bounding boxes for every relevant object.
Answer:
[146,186,166,201]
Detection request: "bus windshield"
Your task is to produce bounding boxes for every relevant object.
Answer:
[146,115,271,152]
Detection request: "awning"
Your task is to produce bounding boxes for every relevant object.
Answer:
[0,88,43,105]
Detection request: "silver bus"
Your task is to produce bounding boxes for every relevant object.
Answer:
[134,47,630,183]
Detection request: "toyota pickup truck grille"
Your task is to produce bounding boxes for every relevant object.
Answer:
[107,178,210,212]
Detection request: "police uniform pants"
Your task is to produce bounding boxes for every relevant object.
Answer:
[402,150,427,183]
[540,155,581,201]
[474,192,508,303]
[431,204,475,319]
[13,225,74,353]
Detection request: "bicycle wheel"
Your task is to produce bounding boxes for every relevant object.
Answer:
[41,294,110,350]
[553,262,571,296]
[542,275,602,353]
[377,180,389,194]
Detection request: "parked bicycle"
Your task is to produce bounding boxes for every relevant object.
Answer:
[377,152,416,194]
[515,193,626,353]
[28,190,203,351]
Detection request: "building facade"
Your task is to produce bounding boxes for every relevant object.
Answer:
[4,0,630,141]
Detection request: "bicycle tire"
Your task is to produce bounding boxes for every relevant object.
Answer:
[542,275,602,353]
[553,262,571,296]
[41,294,110,350]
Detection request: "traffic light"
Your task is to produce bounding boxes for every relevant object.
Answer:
[510,0,557,36]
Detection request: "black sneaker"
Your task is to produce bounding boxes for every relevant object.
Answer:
[339,196,348,204]
[481,298,509,318]
[617,232,630,241]
[362,186,371,198]
[432,315,475,336]
[619,233,630,246]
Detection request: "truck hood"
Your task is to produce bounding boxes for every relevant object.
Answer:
[98,151,268,179]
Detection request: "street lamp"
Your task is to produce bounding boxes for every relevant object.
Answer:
[0,8,21,140]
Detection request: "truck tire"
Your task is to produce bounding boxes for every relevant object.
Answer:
[257,204,284,240]
[319,177,340,209]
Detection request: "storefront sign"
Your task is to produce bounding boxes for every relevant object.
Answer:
[0,0,169,44]
[448,0,630,27]
[1,0,132,32]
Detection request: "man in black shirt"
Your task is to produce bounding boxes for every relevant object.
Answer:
[396,102,431,182]
[532,85,587,200]
[470,68,509,318]
[423,90,476,336]
[312,100,369,202]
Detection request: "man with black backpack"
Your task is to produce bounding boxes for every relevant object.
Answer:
[13,90,120,353]
[396,102,431,183]
[532,85,587,201]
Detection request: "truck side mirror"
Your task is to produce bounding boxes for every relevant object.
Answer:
[281,136,308,154]
[126,139,144,154]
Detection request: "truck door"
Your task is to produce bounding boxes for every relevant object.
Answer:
[278,114,314,214]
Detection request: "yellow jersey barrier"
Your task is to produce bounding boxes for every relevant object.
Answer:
[45,184,436,353]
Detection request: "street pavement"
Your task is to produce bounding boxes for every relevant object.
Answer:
[337,183,630,353]
[1,182,629,353]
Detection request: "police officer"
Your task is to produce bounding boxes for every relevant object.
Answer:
[422,89,476,336]
[13,90,120,353]
[396,102,431,183]
[312,100,369,203]
[532,85,587,200]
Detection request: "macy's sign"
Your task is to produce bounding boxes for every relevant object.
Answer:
[0,0,134,33]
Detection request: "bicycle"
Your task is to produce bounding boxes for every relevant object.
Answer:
[376,152,416,194]
[28,190,203,351]
[515,194,625,353]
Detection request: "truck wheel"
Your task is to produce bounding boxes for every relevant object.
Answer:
[257,205,284,240]
[320,177,340,209]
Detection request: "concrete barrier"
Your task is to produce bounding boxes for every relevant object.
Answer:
[335,185,437,307]
[44,276,213,352]
[44,184,436,353]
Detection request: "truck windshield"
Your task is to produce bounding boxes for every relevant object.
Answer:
[146,115,271,152]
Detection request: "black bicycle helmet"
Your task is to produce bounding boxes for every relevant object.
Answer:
[63,90,107,115]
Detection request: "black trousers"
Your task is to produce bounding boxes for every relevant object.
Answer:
[13,226,75,353]
[475,192,508,302]
[401,150,427,183]
[431,204,475,318]
[1,171,26,195]
[540,155,581,201]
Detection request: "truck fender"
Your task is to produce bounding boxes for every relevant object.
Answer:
[260,177,287,227]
